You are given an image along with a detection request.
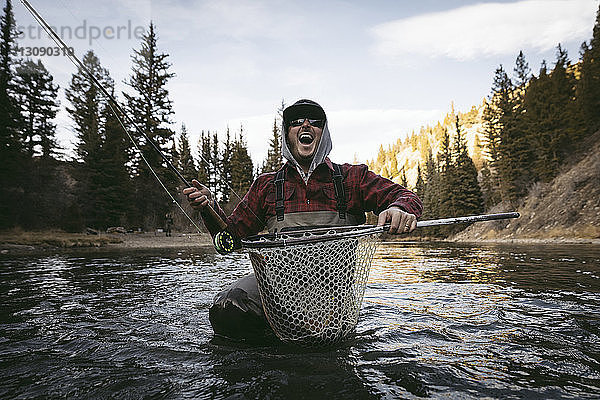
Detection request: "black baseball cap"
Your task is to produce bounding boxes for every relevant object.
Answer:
[283,99,327,130]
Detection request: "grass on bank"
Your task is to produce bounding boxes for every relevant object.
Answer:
[0,229,124,248]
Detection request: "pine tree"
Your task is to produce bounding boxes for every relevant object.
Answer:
[578,5,600,134]
[124,23,176,229]
[479,160,499,209]
[531,45,584,181]
[0,0,23,228]
[197,130,211,185]
[522,61,552,182]
[501,51,535,201]
[262,117,283,173]
[375,144,386,171]
[0,0,19,152]
[437,127,455,218]
[219,127,232,204]
[13,59,60,159]
[66,51,111,164]
[390,155,399,180]
[230,126,254,196]
[483,64,527,203]
[211,131,220,198]
[415,163,425,200]
[65,50,112,228]
[481,99,501,172]
[277,98,286,119]
[452,116,484,219]
[381,165,390,179]
[422,149,442,236]
[400,167,407,187]
[177,124,197,184]
[513,50,531,90]
[95,92,131,228]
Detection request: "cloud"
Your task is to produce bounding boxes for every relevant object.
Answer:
[371,0,597,62]
[327,108,445,163]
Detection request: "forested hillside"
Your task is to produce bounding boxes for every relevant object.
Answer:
[453,129,600,241]
[368,5,600,238]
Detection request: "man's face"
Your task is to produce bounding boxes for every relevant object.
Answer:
[286,118,324,169]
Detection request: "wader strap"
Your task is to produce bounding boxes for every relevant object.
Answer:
[274,168,285,221]
[332,163,347,219]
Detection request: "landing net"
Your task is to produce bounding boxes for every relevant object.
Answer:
[242,225,381,346]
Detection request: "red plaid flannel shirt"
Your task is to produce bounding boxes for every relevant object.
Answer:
[212,158,423,239]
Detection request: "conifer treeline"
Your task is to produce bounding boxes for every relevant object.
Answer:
[0,0,263,231]
[370,5,600,236]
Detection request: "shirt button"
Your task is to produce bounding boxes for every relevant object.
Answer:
[306,199,310,205]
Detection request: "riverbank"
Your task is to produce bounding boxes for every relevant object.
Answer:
[451,130,600,245]
[0,230,214,255]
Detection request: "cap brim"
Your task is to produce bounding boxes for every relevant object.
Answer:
[283,103,326,122]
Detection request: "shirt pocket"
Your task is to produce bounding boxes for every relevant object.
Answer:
[321,182,352,204]
[265,184,296,206]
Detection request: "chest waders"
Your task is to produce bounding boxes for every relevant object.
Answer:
[266,163,364,233]
[209,163,353,341]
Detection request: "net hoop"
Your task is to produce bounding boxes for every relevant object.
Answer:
[241,224,383,249]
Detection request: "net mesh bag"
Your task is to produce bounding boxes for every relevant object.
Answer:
[243,226,380,346]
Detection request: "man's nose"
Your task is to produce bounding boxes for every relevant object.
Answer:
[301,119,311,128]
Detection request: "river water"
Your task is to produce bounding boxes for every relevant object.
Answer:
[1,242,599,399]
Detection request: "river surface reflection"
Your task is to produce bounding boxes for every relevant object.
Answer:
[1,242,599,398]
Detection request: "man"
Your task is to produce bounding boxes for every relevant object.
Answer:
[164,213,173,237]
[183,99,422,340]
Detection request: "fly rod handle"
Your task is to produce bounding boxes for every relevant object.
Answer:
[200,204,228,232]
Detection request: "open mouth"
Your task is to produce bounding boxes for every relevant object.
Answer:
[299,133,314,145]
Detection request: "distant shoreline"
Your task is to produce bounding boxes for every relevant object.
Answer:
[0,231,214,255]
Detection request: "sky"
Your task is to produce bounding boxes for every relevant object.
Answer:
[12,0,599,166]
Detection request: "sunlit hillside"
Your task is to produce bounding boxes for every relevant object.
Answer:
[367,102,486,188]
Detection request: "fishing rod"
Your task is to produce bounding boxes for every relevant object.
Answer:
[414,211,520,228]
[241,212,520,248]
[19,0,229,240]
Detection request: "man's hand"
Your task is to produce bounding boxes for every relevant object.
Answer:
[182,179,212,210]
[377,206,417,234]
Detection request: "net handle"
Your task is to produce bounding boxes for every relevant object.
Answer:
[241,212,519,249]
